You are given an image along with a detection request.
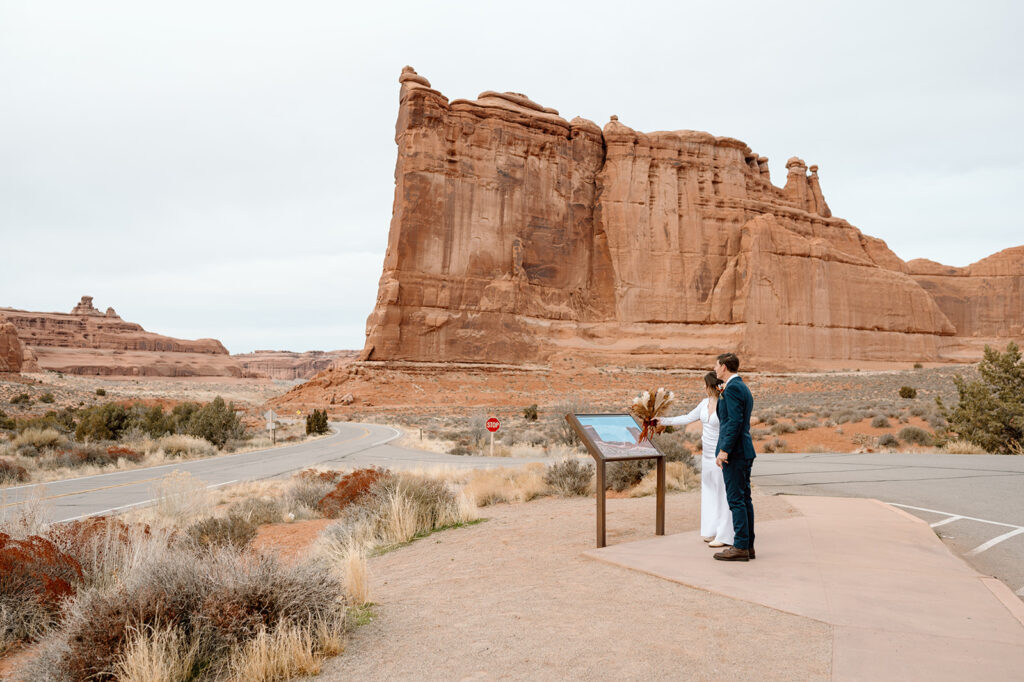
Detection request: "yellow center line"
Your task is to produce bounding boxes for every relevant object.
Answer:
[1,475,166,510]
[1,425,374,510]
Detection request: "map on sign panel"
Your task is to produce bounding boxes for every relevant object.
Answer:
[575,414,660,460]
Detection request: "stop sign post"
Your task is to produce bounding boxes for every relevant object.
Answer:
[486,417,500,456]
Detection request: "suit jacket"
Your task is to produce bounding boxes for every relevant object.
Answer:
[716,375,757,460]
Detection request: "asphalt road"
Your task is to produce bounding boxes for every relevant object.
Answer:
[753,452,1024,599]
[0,422,547,525]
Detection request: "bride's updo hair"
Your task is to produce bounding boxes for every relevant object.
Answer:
[704,371,724,395]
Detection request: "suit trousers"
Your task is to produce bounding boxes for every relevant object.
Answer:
[722,458,754,550]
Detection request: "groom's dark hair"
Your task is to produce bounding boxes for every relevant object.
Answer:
[717,352,740,373]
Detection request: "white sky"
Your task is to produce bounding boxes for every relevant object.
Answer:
[1,1,1021,353]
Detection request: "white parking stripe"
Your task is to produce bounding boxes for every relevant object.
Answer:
[887,503,1022,530]
[930,516,963,528]
[966,528,1024,557]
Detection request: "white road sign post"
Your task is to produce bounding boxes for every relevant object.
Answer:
[264,409,277,444]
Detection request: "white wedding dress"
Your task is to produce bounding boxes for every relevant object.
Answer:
[660,397,734,545]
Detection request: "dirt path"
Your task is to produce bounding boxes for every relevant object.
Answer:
[318,491,832,680]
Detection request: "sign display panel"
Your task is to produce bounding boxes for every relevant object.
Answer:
[575,414,660,460]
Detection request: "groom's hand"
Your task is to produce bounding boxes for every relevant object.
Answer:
[716,451,729,468]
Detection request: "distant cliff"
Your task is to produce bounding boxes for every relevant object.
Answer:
[359,68,1021,369]
[1,297,244,377]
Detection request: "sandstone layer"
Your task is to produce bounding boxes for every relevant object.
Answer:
[1,297,246,377]
[0,321,26,373]
[357,68,1024,371]
[233,350,358,380]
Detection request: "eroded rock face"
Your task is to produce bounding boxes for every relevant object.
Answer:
[0,321,25,373]
[361,68,1018,369]
[908,246,1024,339]
[0,298,244,377]
[233,350,357,380]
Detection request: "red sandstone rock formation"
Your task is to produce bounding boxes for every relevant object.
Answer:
[233,350,358,380]
[0,321,25,373]
[0,298,246,377]
[361,67,1009,370]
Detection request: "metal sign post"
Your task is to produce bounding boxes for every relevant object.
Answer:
[264,409,278,444]
[486,417,500,456]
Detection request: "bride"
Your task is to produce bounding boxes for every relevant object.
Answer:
[656,372,734,547]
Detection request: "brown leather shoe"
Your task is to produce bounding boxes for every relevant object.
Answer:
[749,547,756,560]
[713,546,749,561]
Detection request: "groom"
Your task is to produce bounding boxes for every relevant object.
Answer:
[713,352,756,561]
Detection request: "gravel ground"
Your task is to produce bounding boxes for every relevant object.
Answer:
[318,491,832,680]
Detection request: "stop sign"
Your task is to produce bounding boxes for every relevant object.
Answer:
[486,417,500,433]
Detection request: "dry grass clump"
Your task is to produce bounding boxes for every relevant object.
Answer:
[462,464,548,506]
[898,425,934,446]
[228,496,286,526]
[23,543,348,681]
[628,461,700,497]
[150,471,214,523]
[186,515,258,550]
[0,457,29,483]
[152,433,216,458]
[940,439,989,454]
[12,428,67,451]
[544,458,594,496]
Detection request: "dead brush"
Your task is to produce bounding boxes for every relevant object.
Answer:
[544,458,593,496]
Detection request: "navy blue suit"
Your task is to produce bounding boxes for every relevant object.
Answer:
[716,375,756,550]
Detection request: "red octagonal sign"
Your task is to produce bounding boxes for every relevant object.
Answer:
[485,417,500,433]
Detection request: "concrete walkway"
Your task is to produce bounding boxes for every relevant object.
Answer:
[585,496,1024,681]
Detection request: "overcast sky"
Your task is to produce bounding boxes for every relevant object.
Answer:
[1,1,1020,353]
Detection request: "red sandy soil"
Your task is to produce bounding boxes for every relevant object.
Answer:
[251,518,333,562]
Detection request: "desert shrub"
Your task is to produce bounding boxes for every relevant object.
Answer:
[551,397,592,446]
[0,410,14,430]
[43,444,112,469]
[871,415,891,428]
[898,426,934,446]
[229,497,285,526]
[629,461,700,497]
[318,468,391,519]
[899,386,918,399]
[913,362,923,369]
[28,548,346,681]
[187,515,258,550]
[938,343,1024,453]
[17,444,40,458]
[909,405,928,417]
[795,420,817,431]
[751,427,770,439]
[523,404,538,421]
[105,445,143,463]
[515,428,546,446]
[286,476,336,515]
[151,471,213,522]
[448,443,473,456]
[463,464,548,506]
[371,473,461,535]
[95,388,106,396]
[76,402,132,441]
[762,437,788,453]
[39,392,55,404]
[940,439,989,455]
[606,459,655,492]
[306,409,330,435]
[181,396,244,448]
[771,422,796,435]
[835,410,861,424]
[649,432,693,462]
[878,433,900,448]
[125,404,175,439]
[156,433,215,457]
[13,427,66,451]
[544,458,594,496]
[10,393,31,406]
[0,458,29,484]
[0,533,83,650]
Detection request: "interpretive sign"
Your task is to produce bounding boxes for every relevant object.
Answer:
[565,413,666,548]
